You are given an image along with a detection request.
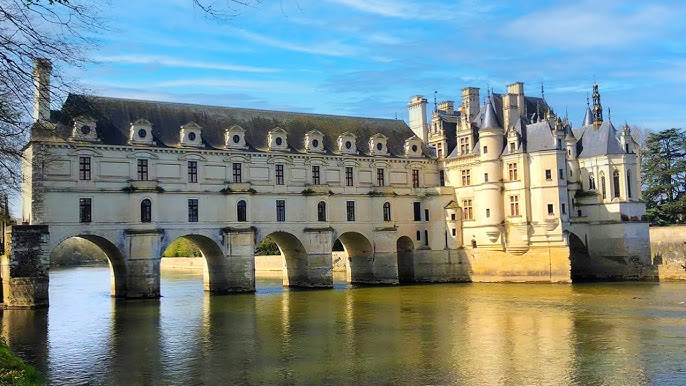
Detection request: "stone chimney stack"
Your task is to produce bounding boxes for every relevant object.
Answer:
[33,58,52,122]
[437,101,454,115]
[461,87,480,121]
[407,95,429,143]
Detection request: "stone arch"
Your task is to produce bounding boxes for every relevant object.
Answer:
[161,233,228,293]
[567,232,590,282]
[397,236,415,284]
[49,234,128,297]
[258,231,315,288]
[336,231,374,284]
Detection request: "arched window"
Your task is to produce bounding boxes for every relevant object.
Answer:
[627,170,633,198]
[317,201,326,222]
[383,202,391,221]
[589,173,596,190]
[613,170,620,198]
[600,172,607,200]
[237,200,247,222]
[140,199,152,223]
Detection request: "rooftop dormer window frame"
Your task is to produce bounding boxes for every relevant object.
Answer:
[304,129,325,153]
[337,132,357,155]
[368,133,388,157]
[179,121,204,148]
[403,136,423,158]
[268,127,289,152]
[70,115,99,142]
[129,118,154,146]
[224,125,249,150]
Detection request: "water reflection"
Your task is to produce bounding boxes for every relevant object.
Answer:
[0,267,685,385]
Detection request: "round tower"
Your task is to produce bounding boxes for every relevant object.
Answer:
[476,100,505,247]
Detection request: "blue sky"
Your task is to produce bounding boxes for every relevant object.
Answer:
[67,0,686,129]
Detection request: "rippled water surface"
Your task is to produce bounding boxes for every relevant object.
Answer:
[2,266,686,385]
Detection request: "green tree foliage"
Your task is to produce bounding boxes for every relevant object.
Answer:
[642,128,686,225]
[162,238,202,258]
[255,236,280,255]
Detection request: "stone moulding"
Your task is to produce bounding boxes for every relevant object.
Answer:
[303,227,334,233]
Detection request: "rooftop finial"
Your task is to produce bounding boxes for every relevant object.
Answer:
[541,81,545,101]
[586,93,590,107]
[433,91,437,112]
[608,107,611,122]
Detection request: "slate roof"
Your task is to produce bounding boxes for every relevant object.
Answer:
[49,94,428,157]
[572,121,625,158]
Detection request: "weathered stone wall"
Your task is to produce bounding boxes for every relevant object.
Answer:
[1,225,50,308]
[650,225,686,281]
[469,246,572,283]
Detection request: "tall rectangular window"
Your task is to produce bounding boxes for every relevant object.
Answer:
[312,166,320,185]
[462,199,473,220]
[275,164,284,185]
[232,163,242,183]
[377,168,385,186]
[559,169,564,180]
[483,145,488,154]
[460,137,470,154]
[545,169,552,180]
[276,200,285,222]
[412,169,420,188]
[461,169,471,186]
[509,195,520,216]
[547,204,554,215]
[439,170,445,186]
[345,167,354,186]
[561,203,567,214]
[484,173,489,183]
[79,156,91,181]
[424,209,430,222]
[188,161,198,183]
[137,159,148,181]
[79,198,92,223]
[424,230,429,246]
[486,208,491,218]
[188,198,198,222]
[508,163,518,181]
[413,202,421,221]
[346,201,355,221]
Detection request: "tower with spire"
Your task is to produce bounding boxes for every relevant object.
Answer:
[592,83,603,128]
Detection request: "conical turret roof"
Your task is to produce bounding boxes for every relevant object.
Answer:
[582,107,593,126]
[481,100,501,130]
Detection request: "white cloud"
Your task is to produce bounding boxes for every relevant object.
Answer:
[154,78,314,93]
[101,54,279,73]
[231,29,360,57]
[324,0,481,21]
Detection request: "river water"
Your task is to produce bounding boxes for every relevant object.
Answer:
[2,266,686,385]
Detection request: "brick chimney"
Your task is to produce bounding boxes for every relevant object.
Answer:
[33,58,52,122]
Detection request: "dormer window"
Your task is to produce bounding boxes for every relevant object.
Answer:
[304,130,325,153]
[268,127,288,151]
[129,118,154,145]
[403,136,422,158]
[180,122,203,148]
[337,132,357,155]
[368,133,388,156]
[225,125,248,149]
[70,115,99,142]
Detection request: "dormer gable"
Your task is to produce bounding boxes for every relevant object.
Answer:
[224,125,248,149]
[403,136,423,158]
[304,129,325,153]
[129,118,154,146]
[70,115,99,142]
[368,133,389,156]
[268,127,288,151]
[179,121,204,148]
[337,132,357,155]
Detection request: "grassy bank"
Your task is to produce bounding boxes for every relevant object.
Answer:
[0,340,42,386]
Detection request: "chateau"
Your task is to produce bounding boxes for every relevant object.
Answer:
[2,60,653,308]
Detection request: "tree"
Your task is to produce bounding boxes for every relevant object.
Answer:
[642,128,686,225]
[0,0,103,196]
[192,0,264,20]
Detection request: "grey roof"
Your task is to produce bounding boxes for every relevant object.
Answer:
[481,100,501,130]
[524,121,558,152]
[572,121,625,158]
[582,107,593,126]
[50,94,428,157]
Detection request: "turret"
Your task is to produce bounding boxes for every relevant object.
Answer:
[408,96,428,143]
[582,96,593,126]
[592,83,603,128]
[476,100,505,242]
[565,126,579,184]
[619,123,632,154]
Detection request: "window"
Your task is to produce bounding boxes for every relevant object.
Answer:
[625,143,630,153]
[557,139,562,149]
[509,195,520,216]
[589,174,596,190]
[547,204,554,215]
[509,142,516,153]
[601,174,607,199]
[345,167,354,186]
[461,169,471,186]
[627,170,633,198]
[317,201,326,222]
[416,230,421,241]
[383,202,391,221]
[376,168,385,186]
[412,169,420,188]
[437,143,443,158]
[276,200,285,222]
[312,166,321,185]
[424,209,429,222]
[188,199,198,222]
[570,170,573,177]
[188,161,198,183]
[140,199,151,223]
[451,229,456,236]
[413,202,421,221]
[559,169,564,180]
[561,203,566,214]
[484,173,489,183]
[545,169,552,180]
[79,198,91,223]
[137,159,148,181]
[486,208,490,218]
[613,170,620,198]
[232,163,242,183]
[483,145,488,154]
[237,200,247,222]
[424,230,429,246]
[462,199,473,220]
[460,137,470,154]
[439,170,445,186]
[451,213,456,221]
[578,209,582,217]
[508,163,518,181]
[79,156,91,180]
[275,164,284,185]
[346,201,355,221]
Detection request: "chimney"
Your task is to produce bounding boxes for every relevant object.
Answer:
[461,87,480,121]
[407,95,428,143]
[33,58,52,122]
[437,101,454,115]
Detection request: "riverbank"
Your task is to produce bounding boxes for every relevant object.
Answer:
[0,340,42,386]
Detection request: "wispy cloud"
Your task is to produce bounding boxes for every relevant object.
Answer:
[101,54,279,73]
[325,0,472,21]
[232,29,360,57]
[154,78,314,93]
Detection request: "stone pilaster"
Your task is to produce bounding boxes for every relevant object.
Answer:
[1,225,50,308]
[223,227,256,292]
[124,229,163,299]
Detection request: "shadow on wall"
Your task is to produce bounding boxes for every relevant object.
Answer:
[50,237,108,267]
